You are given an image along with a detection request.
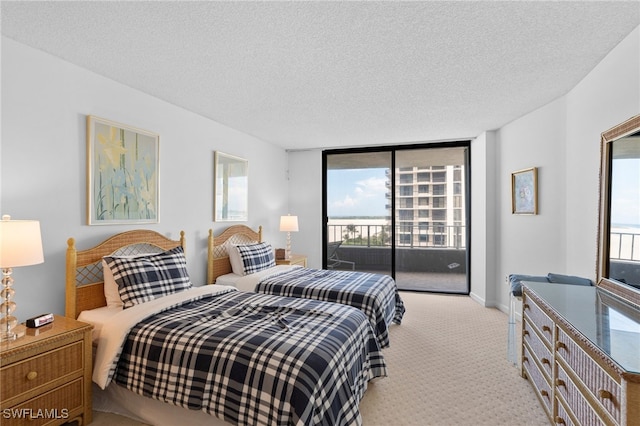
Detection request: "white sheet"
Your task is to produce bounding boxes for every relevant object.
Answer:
[78,305,122,343]
[218,264,302,291]
[91,284,237,389]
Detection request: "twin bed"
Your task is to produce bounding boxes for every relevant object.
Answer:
[66,227,404,426]
[207,225,405,348]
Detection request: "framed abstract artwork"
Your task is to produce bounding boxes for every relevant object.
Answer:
[214,151,248,222]
[87,116,159,225]
[511,167,538,215]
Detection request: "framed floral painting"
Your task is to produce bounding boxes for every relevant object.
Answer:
[87,116,159,225]
[511,167,538,215]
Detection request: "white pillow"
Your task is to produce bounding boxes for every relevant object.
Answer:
[102,258,123,308]
[226,242,245,276]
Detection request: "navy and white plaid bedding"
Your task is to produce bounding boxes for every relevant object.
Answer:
[253,268,405,348]
[236,242,276,275]
[113,289,386,426]
[105,246,192,308]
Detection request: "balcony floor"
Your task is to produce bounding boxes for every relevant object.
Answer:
[334,266,468,293]
[396,271,468,293]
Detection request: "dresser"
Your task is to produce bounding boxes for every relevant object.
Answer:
[0,315,93,426]
[522,282,640,425]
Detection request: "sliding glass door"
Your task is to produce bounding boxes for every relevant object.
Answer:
[323,143,470,294]
[325,151,392,276]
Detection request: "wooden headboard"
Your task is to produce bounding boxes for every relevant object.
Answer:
[65,230,186,319]
[207,225,262,284]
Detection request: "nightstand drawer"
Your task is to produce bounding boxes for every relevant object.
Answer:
[275,254,307,267]
[2,378,83,426]
[0,341,83,401]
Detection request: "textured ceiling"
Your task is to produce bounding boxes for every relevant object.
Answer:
[2,1,639,150]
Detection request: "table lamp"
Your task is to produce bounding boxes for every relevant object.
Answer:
[279,215,299,260]
[0,215,44,341]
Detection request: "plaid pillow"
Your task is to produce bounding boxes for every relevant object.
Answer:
[105,246,192,308]
[236,242,276,275]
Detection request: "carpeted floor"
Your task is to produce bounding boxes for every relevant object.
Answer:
[91,292,547,425]
[358,292,547,425]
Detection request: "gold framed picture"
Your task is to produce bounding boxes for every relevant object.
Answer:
[87,116,159,225]
[511,167,538,215]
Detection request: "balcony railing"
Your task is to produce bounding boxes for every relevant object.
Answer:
[328,223,466,249]
[610,231,640,261]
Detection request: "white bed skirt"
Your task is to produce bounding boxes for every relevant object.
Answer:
[93,382,231,426]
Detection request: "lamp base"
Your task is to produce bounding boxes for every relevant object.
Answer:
[0,331,18,342]
[0,326,25,342]
[285,231,292,260]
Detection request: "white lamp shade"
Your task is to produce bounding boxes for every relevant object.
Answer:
[279,215,299,232]
[0,218,44,268]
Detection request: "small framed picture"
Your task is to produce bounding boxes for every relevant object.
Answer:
[511,167,538,215]
[87,116,159,225]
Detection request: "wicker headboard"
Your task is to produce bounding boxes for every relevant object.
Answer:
[207,225,263,284]
[65,230,186,319]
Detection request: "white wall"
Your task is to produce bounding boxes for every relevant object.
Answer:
[495,26,640,312]
[564,26,640,275]
[3,24,638,321]
[289,26,640,314]
[1,37,289,320]
[469,131,497,307]
[494,98,568,312]
[287,149,324,268]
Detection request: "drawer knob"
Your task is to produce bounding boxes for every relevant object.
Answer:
[555,378,566,387]
[598,389,613,400]
[523,303,530,310]
[556,342,567,351]
[523,330,530,336]
[26,371,38,381]
[542,325,552,333]
[555,416,566,424]
[542,358,551,365]
[540,389,549,397]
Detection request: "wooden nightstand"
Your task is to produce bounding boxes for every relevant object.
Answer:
[275,254,307,267]
[0,315,93,426]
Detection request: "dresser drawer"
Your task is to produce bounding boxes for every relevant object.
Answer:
[556,328,620,424]
[523,319,553,379]
[1,378,83,426]
[523,295,555,346]
[556,362,608,425]
[0,341,83,402]
[522,345,553,417]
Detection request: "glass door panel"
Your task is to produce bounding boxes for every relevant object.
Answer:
[394,147,469,293]
[324,143,470,294]
[325,151,392,276]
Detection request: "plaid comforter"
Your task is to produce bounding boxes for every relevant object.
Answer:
[113,289,386,426]
[254,268,405,348]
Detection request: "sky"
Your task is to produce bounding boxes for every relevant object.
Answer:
[327,159,639,224]
[327,168,388,217]
[611,158,640,227]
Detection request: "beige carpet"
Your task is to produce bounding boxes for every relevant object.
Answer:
[91,292,547,425]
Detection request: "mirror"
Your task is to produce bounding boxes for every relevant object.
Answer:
[214,152,248,222]
[597,114,640,307]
